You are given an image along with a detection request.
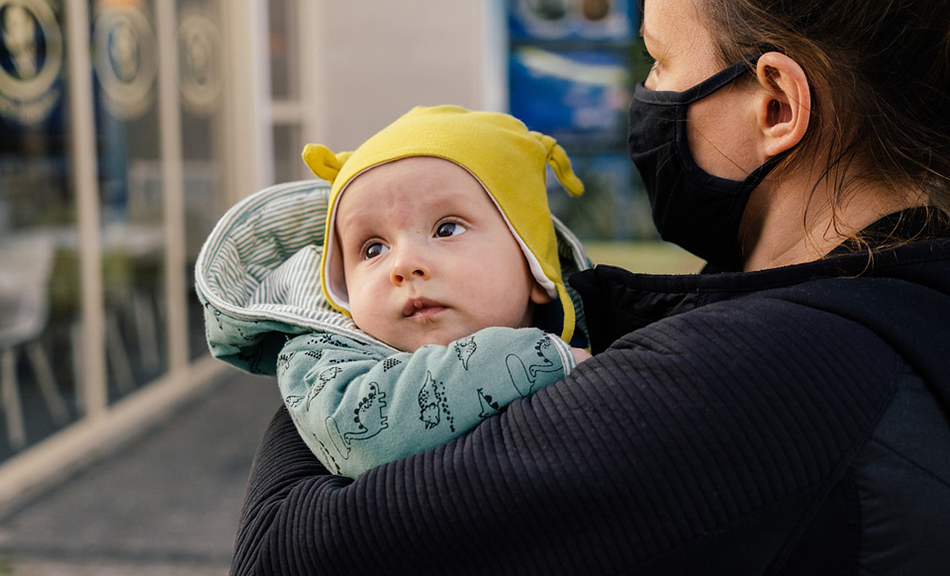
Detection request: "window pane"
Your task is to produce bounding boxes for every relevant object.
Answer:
[92,0,168,400]
[268,0,298,100]
[0,0,80,457]
[178,0,227,361]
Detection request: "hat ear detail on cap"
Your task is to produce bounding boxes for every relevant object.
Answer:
[302,144,352,184]
[534,132,584,198]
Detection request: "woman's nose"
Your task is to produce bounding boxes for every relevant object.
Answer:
[389,246,430,285]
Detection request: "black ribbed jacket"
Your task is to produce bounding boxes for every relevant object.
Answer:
[230,219,950,575]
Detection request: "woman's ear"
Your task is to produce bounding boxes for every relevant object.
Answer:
[755,52,811,157]
[530,282,554,305]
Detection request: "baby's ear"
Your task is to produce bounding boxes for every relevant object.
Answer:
[530,282,554,305]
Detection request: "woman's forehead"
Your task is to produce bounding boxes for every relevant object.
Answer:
[643,0,722,78]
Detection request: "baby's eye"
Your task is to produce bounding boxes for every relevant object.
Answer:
[435,222,467,238]
[363,242,389,259]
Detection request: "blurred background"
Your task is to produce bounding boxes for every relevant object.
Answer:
[0,0,700,572]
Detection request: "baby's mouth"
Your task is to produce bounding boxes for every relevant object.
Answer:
[403,297,447,319]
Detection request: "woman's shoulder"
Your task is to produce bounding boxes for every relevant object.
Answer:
[596,291,904,389]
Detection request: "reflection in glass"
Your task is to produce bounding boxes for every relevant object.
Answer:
[93,0,168,402]
[0,0,78,459]
[179,0,226,361]
[92,1,158,121]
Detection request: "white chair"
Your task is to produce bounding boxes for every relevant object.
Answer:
[0,233,68,450]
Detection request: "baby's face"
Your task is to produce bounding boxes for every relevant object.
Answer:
[335,156,550,352]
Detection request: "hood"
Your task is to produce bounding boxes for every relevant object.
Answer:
[195,179,592,375]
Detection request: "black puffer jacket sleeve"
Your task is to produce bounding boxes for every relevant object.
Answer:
[230,298,900,576]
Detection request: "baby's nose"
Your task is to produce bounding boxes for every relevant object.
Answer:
[389,248,430,285]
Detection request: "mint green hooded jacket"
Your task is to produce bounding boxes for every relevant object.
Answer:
[195,179,591,478]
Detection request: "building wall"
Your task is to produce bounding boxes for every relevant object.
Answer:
[314,0,494,150]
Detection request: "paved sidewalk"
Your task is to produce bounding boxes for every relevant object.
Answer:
[0,369,280,575]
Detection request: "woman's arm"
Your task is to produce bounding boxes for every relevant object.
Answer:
[233,299,899,575]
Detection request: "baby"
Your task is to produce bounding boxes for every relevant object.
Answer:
[204,105,592,478]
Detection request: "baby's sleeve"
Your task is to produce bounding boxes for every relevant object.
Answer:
[277,326,576,478]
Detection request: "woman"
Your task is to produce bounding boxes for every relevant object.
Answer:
[228,1,950,574]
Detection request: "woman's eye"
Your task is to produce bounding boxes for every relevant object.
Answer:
[435,222,467,238]
[363,242,389,259]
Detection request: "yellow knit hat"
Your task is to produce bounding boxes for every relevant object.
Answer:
[302,105,584,343]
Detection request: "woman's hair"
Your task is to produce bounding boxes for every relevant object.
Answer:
[701,0,950,239]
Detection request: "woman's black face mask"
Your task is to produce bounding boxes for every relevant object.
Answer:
[627,56,787,270]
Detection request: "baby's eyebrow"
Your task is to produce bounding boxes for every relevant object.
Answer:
[334,211,368,238]
[333,223,365,254]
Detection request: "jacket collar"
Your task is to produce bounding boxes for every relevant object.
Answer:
[570,210,950,353]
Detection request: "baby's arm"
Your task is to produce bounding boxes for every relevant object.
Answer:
[277,326,577,478]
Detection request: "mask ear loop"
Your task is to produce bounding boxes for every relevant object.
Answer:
[633,55,761,106]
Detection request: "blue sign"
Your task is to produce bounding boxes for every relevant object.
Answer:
[508,0,636,41]
[509,46,630,145]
